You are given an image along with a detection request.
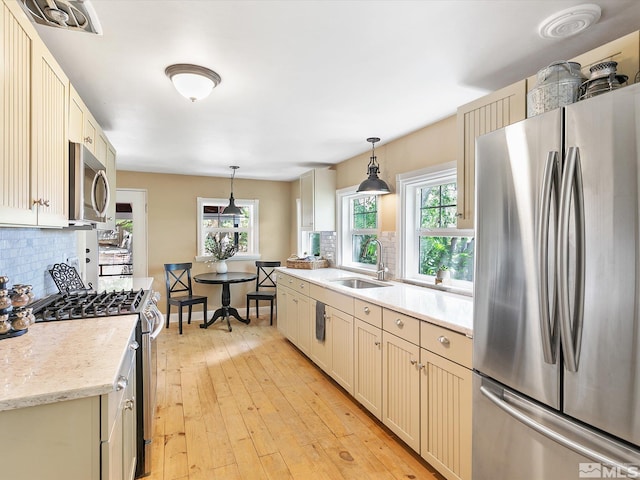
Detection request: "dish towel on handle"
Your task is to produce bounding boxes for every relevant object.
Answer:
[315,301,326,341]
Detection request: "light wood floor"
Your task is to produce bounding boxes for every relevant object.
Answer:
[149,314,445,480]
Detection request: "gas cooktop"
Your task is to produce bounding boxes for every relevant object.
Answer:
[34,289,147,322]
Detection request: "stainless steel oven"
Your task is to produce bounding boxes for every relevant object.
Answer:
[138,293,163,477]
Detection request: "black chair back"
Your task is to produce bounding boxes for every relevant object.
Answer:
[255,261,280,290]
[165,262,195,298]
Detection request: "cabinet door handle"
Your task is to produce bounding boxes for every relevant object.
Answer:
[374,341,381,346]
[129,341,139,350]
[32,199,50,207]
[410,359,417,365]
[363,306,370,314]
[124,398,135,410]
[84,136,93,144]
[418,363,425,370]
[395,318,404,327]
[437,335,450,346]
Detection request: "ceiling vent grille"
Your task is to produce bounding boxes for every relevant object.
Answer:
[19,0,102,35]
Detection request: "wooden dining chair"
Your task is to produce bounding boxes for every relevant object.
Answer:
[164,263,208,334]
[245,261,281,325]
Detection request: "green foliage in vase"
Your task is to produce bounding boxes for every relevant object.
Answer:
[205,233,237,261]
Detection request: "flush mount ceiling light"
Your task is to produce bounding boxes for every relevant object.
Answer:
[165,64,221,102]
[538,4,601,39]
[222,166,243,216]
[356,137,391,195]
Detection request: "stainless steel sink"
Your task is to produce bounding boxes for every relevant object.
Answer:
[331,277,390,289]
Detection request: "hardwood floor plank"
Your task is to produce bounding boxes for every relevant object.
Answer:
[149,322,444,480]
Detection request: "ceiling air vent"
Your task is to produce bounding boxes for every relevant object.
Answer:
[20,0,102,35]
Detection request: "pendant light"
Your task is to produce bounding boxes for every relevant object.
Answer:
[222,166,243,215]
[356,137,391,194]
[165,64,221,102]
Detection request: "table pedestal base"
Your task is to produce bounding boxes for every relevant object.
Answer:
[199,282,251,332]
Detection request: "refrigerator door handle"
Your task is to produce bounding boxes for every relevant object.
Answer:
[538,151,560,364]
[557,146,586,372]
[480,385,637,476]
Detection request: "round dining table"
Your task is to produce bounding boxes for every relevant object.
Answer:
[194,272,257,331]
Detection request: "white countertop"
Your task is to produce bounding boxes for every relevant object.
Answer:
[98,276,153,292]
[277,267,473,337]
[0,315,138,412]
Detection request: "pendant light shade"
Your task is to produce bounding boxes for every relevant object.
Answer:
[357,137,391,195]
[165,64,221,102]
[222,166,243,216]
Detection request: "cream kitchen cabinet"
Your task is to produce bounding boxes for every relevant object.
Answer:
[456,79,526,229]
[0,0,68,227]
[276,272,311,346]
[309,284,354,395]
[353,299,383,419]
[382,309,421,451]
[300,168,337,231]
[0,327,138,480]
[420,321,472,480]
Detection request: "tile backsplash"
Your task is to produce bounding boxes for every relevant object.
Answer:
[0,228,78,299]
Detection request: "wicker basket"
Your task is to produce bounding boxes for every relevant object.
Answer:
[286,258,329,269]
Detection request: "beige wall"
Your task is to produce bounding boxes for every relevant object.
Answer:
[288,114,457,245]
[117,171,292,313]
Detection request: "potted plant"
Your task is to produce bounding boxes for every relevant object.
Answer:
[435,265,451,285]
[205,234,237,273]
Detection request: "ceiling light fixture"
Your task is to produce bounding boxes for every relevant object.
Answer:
[165,63,221,102]
[222,166,243,216]
[538,4,601,39]
[356,137,391,195]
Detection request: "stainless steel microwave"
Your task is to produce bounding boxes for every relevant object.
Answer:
[69,142,111,225]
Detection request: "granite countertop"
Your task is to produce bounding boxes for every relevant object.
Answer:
[98,276,153,292]
[276,267,473,337]
[0,315,138,412]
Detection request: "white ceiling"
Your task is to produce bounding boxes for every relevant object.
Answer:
[31,0,640,181]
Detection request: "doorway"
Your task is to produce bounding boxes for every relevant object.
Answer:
[114,189,148,278]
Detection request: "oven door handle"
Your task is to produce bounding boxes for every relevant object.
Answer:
[150,308,164,340]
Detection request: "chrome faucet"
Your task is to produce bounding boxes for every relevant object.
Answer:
[366,238,387,281]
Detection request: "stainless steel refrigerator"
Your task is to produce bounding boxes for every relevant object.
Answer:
[473,82,640,479]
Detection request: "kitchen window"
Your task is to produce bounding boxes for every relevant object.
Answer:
[398,163,474,292]
[196,197,259,261]
[337,188,380,272]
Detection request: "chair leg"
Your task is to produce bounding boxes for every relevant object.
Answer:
[246,297,250,321]
[270,300,274,326]
[188,305,193,324]
[179,307,183,335]
[166,303,171,328]
[255,299,259,319]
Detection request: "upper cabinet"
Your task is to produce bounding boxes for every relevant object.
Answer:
[456,80,527,230]
[0,0,68,227]
[300,168,336,231]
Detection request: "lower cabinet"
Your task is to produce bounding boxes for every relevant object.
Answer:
[354,318,382,420]
[382,330,421,451]
[420,348,472,480]
[0,330,137,480]
[326,305,354,395]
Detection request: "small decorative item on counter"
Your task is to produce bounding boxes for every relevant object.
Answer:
[0,277,31,340]
[579,61,628,100]
[10,285,30,307]
[0,289,11,310]
[527,61,586,117]
[286,254,329,270]
[0,314,11,334]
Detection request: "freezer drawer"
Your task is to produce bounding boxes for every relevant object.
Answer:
[473,373,640,480]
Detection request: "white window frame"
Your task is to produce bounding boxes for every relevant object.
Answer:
[195,197,260,262]
[336,186,381,274]
[397,162,474,293]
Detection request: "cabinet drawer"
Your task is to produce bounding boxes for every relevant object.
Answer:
[277,273,309,295]
[421,322,472,369]
[310,284,353,315]
[383,309,419,345]
[354,299,382,328]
